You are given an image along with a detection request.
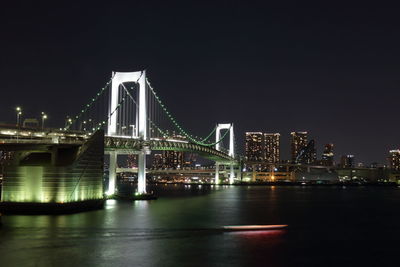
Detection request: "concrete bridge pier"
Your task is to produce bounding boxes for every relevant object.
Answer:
[107,151,117,196]
[229,163,235,184]
[137,149,147,194]
[237,167,242,182]
[215,162,220,184]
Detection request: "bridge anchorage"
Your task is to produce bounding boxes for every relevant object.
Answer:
[63,70,239,198]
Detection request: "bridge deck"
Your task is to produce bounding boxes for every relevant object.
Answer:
[0,126,236,164]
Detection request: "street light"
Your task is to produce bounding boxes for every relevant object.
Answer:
[16,107,22,126]
[41,112,47,130]
[65,116,72,128]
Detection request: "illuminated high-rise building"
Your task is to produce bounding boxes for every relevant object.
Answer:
[321,143,334,166]
[264,133,280,163]
[304,140,317,164]
[126,154,137,168]
[340,155,355,168]
[245,132,264,161]
[152,153,163,169]
[162,151,184,169]
[388,150,400,171]
[184,153,197,168]
[295,139,317,164]
[290,131,308,162]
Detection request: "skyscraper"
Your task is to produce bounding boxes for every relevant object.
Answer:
[264,133,280,163]
[152,153,163,169]
[340,155,355,168]
[127,154,137,168]
[322,143,334,166]
[290,131,308,162]
[304,140,317,164]
[295,139,317,164]
[245,132,264,161]
[184,153,197,168]
[388,150,400,171]
[162,151,184,169]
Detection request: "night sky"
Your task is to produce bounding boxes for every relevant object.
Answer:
[1,2,399,164]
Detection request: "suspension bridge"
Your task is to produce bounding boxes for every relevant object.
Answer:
[1,70,239,200]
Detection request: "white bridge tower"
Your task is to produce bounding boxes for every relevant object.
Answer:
[215,123,235,184]
[107,70,148,195]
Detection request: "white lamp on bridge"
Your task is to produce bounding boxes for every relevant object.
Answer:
[41,112,47,130]
[16,107,22,126]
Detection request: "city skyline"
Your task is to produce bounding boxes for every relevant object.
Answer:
[244,130,396,166]
[1,3,400,165]
[1,105,398,166]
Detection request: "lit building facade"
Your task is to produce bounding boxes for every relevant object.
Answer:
[127,154,137,168]
[295,139,317,165]
[290,131,308,162]
[264,133,280,163]
[184,153,197,168]
[304,140,317,164]
[321,143,334,166]
[162,151,184,169]
[388,149,400,171]
[152,153,163,169]
[245,132,264,161]
[340,155,355,168]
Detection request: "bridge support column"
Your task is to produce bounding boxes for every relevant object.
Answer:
[215,162,220,184]
[237,167,242,182]
[229,163,235,184]
[108,151,117,196]
[137,149,147,194]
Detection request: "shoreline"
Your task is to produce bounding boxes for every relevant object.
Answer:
[0,199,105,215]
[149,181,399,187]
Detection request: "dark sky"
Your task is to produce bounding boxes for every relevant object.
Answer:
[1,1,400,164]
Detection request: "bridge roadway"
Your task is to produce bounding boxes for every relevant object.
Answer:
[244,161,335,171]
[116,167,224,175]
[104,136,234,163]
[0,125,235,164]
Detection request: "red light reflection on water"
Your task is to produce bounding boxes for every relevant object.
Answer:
[226,229,285,237]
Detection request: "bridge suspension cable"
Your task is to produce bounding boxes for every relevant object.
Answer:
[146,78,231,147]
[65,74,115,131]
[118,78,228,147]
[63,72,234,152]
[92,72,145,133]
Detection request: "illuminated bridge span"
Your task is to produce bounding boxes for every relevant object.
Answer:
[59,70,238,195]
[104,136,233,163]
[0,69,239,210]
[0,128,233,164]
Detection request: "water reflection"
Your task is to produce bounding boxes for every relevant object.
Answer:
[226,229,285,237]
[105,199,117,209]
[1,185,400,266]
